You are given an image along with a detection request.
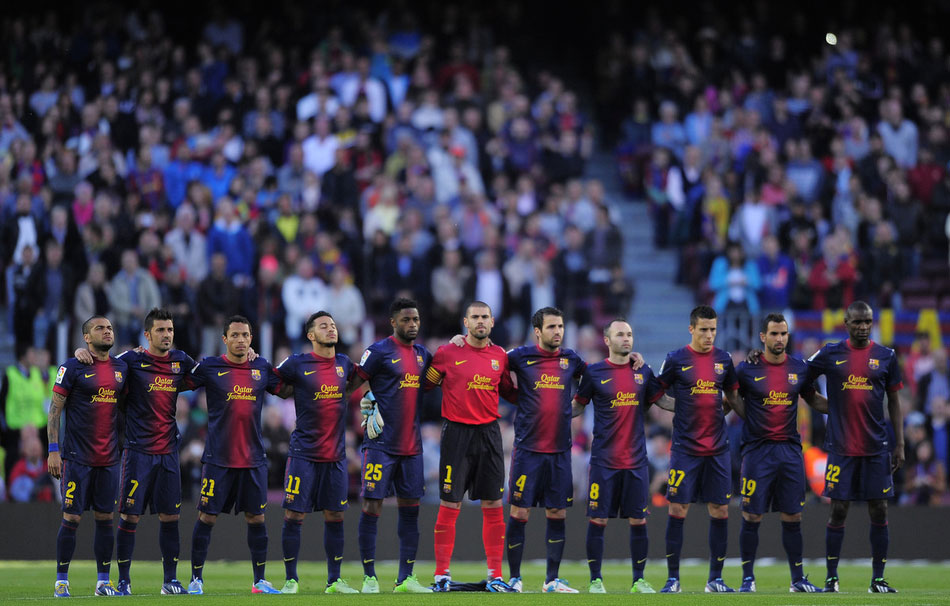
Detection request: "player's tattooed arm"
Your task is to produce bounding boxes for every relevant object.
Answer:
[802,391,828,414]
[723,388,745,419]
[47,391,66,479]
[653,394,675,412]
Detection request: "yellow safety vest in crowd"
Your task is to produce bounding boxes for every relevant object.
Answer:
[4,365,48,430]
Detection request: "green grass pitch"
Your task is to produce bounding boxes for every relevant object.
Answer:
[3,560,949,604]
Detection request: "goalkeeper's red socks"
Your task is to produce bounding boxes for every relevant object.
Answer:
[433,505,460,576]
[482,506,505,579]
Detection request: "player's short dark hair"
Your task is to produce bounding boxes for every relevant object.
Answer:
[464,300,492,317]
[603,317,631,337]
[305,311,333,333]
[845,300,873,319]
[144,308,174,332]
[389,297,419,317]
[223,314,252,335]
[532,307,563,330]
[689,305,717,326]
[760,313,788,333]
[82,315,110,335]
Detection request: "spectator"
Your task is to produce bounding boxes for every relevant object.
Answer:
[918,348,950,416]
[206,197,254,281]
[651,100,687,160]
[164,204,209,285]
[73,262,111,346]
[877,98,918,169]
[1,346,48,476]
[6,244,42,349]
[323,266,366,348]
[262,405,290,489]
[33,241,71,351]
[8,429,53,503]
[197,252,239,356]
[431,247,471,337]
[708,241,762,315]
[756,234,795,312]
[280,256,328,349]
[108,248,162,347]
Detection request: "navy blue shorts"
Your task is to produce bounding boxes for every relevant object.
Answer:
[283,457,348,512]
[60,460,119,515]
[666,450,731,505]
[508,449,573,509]
[586,464,650,519]
[197,462,268,515]
[739,442,805,515]
[822,452,894,501]
[360,449,424,500]
[118,449,182,516]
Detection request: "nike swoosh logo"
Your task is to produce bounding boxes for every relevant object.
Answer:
[59,562,69,566]
[666,553,675,558]
[102,561,110,566]
[882,558,887,563]
[140,363,151,368]
[340,500,348,505]
[526,360,539,365]
[587,559,596,563]
[835,360,847,365]
[566,497,573,502]
[600,378,612,384]
[335,556,343,561]
[118,559,129,563]
[547,539,564,544]
[363,559,374,564]
[173,557,179,562]
[85,373,96,378]
[455,360,468,366]
[681,365,694,371]
[725,494,732,498]
[304,370,317,376]
[260,504,266,509]
[883,487,892,493]
[754,376,765,382]
[217,371,230,376]
[391,358,401,364]
[827,556,838,560]
[795,562,802,567]
[800,501,806,506]
[284,557,295,562]
[741,560,751,565]
[637,558,647,564]
[256,562,265,566]
[406,560,415,564]
[175,502,182,508]
[717,556,725,562]
[508,543,522,549]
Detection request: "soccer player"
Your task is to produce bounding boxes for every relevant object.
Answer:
[733,313,826,593]
[505,307,586,593]
[350,298,432,593]
[48,315,128,597]
[572,319,660,594]
[424,301,516,591]
[653,304,740,593]
[185,315,290,595]
[273,311,359,594]
[805,301,904,593]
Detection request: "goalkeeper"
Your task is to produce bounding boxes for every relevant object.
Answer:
[349,298,433,593]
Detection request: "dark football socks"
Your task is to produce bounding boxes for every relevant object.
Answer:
[281,517,302,581]
[586,520,606,580]
[358,511,379,577]
[740,518,760,579]
[544,517,566,583]
[397,505,420,582]
[506,516,527,579]
[325,520,344,584]
[665,515,685,579]
[116,518,137,583]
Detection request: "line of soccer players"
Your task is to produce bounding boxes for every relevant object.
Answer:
[47,298,904,596]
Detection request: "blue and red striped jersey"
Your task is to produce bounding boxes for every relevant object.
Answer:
[806,340,903,456]
[736,356,814,451]
[275,351,354,463]
[655,345,739,456]
[507,345,586,453]
[187,355,282,468]
[576,360,660,469]
[116,349,195,455]
[52,356,128,466]
[355,336,431,456]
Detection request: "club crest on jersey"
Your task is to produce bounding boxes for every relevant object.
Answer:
[634,373,644,384]
[171,362,181,374]
[788,373,798,385]
[114,371,123,382]
[491,359,500,371]
[251,369,261,380]
[336,366,344,377]
[714,363,724,375]
[869,358,880,369]
[416,354,424,368]
[559,358,569,369]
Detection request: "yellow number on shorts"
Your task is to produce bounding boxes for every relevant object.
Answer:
[286,474,301,494]
[515,474,527,491]
[444,464,453,483]
[825,464,841,483]
[364,463,383,481]
[128,479,139,497]
[741,478,757,496]
[668,469,685,487]
[589,483,600,500]
[200,478,215,497]
[65,481,76,499]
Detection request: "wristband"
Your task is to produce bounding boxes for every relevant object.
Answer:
[48,443,59,453]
